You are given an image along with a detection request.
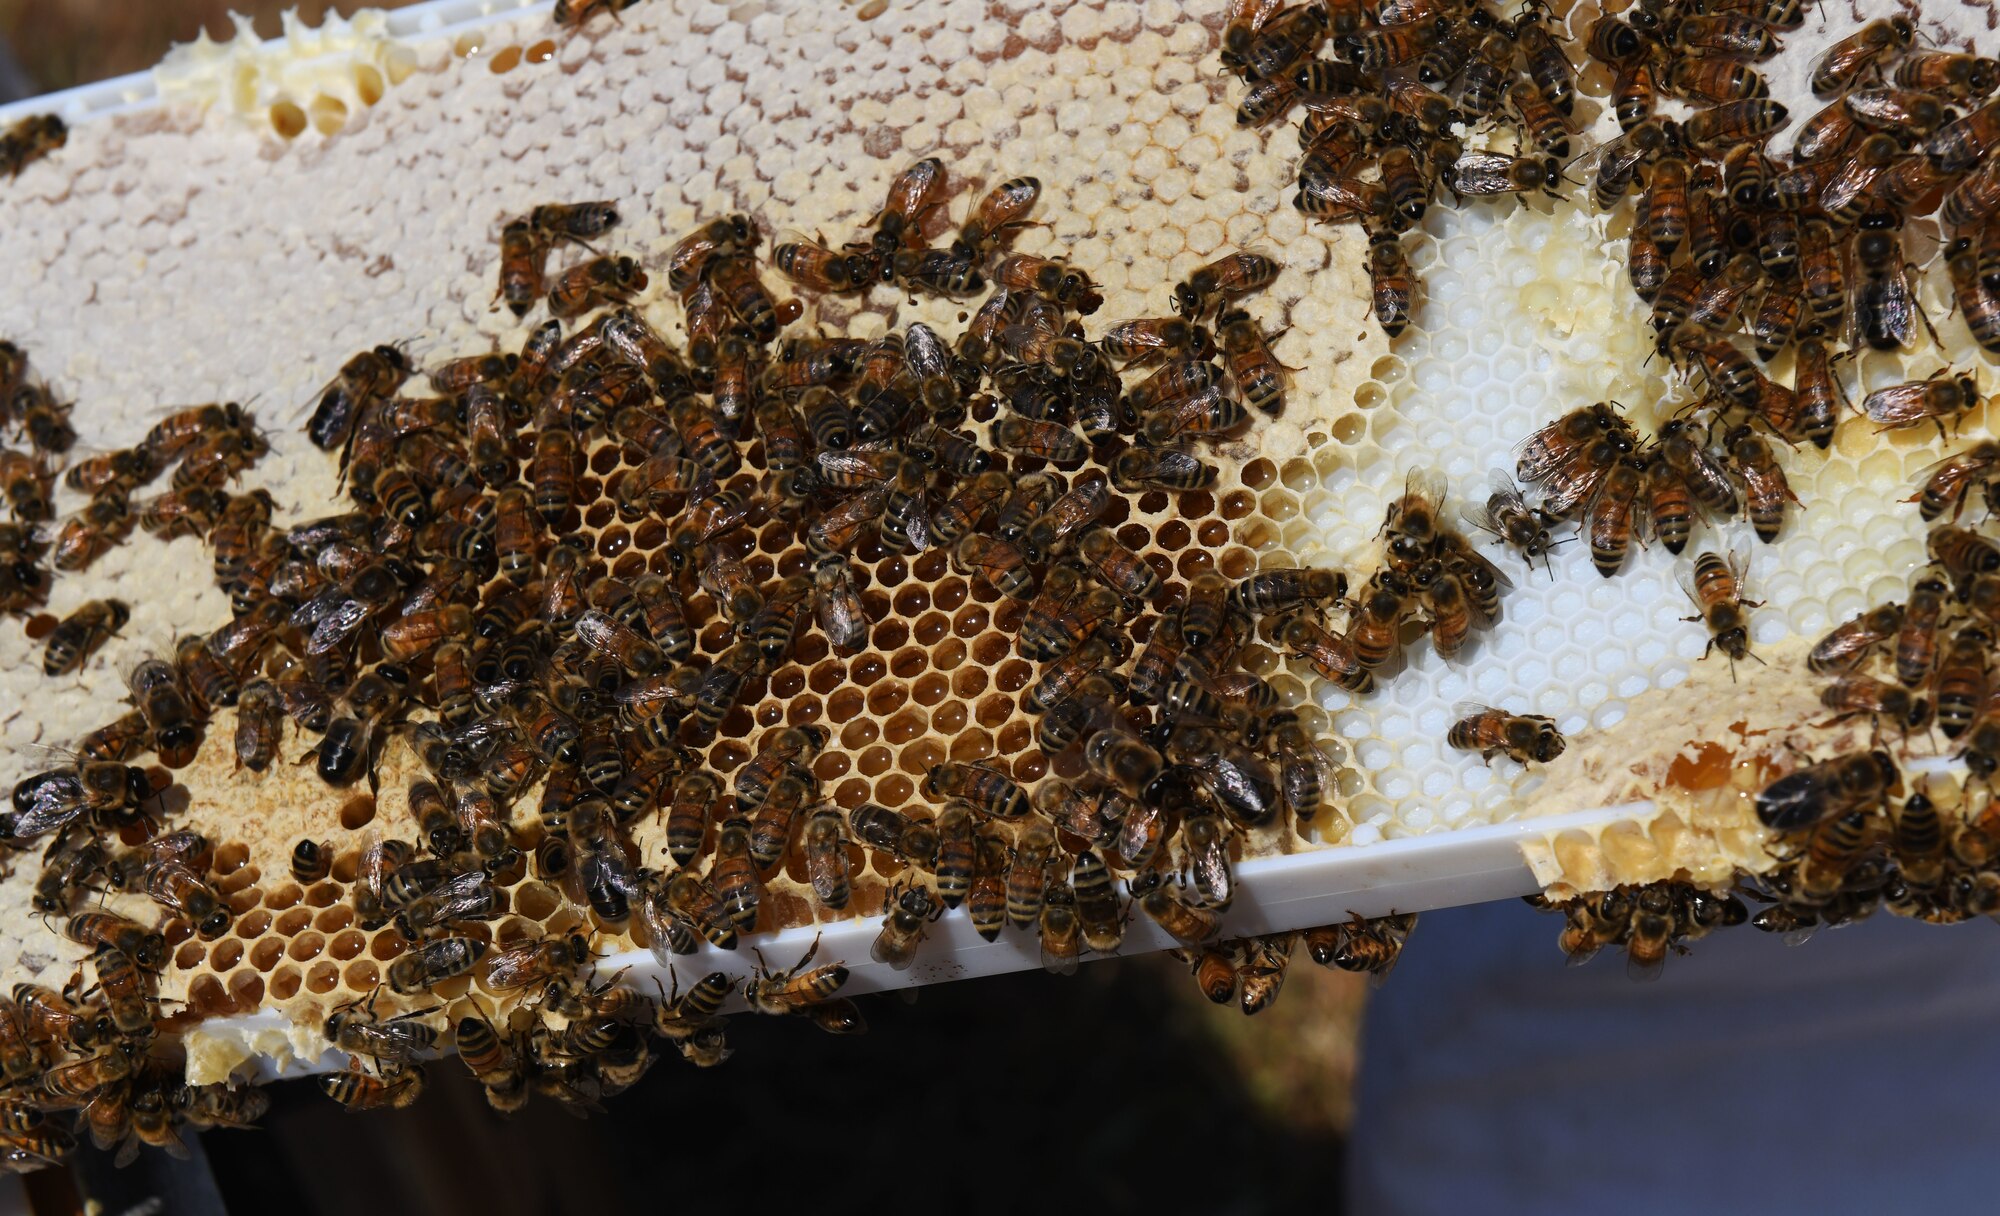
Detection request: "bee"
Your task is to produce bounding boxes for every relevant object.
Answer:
[1512,2,1576,116]
[1811,16,1913,97]
[1455,32,1514,121]
[1642,451,1698,557]
[493,219,550,318]
[129,657,199,765]
[1809,603,1904,677]
[1786,220,1846,341]
[787,806,850,913]
[856,876,953,981]
[1864,372,1978,436]
[1346,230,1412,341]
[320,1065,426,1112]
[136,857,230,939]
[924,761,1030,819]
[1757,750,1897,833]
[41,598,129,678]
[1851,224,1926,354]
[1308,913,1415,980]
[231,679,284,773]
[697,810,762,931]
[323,994,440,1071]
[1946,240,2000,355]
[1887,573,1952,692]
[1913,441,2000,524]
[1083,730,1165,801]
[992,416,1087,466]
[1077,528,1161,604]
[1173,251,1280,320]
[1679,99,1789,151]
[1023,479,1112,566]
[1277,612,1374,693]
[0,113,65,179]
[1683,549,1761,673]
[547,255,647,319]
[478,933,589,996]
[382,933,488,997]
[529,427,579,526]
[1376,145,1437,228]
[1213,310,1287,416]
[744,936,852,1020]
[1611,55,1660,133]
[1928,625,1992,742]
[308,345,408,455]
[13,382,74,455]
[666,214,755,294]
[1462,471,1560,569]
[1445,151,1562,200]
[1100,316,1203,366]
[1034,880,1082,976]
[1584,456,1646,578]
[279,837,334,888]
[63,912,164,973]
[1790,338,1842,451]
[0,447,50,522]
[1725,425,1796,543]
[871,157,948,254]
[1749,280,1803,361]
[1111,446,1217,494]
[953,533,1035,601]
[771,233,872,293]
[1448,703,1566,764]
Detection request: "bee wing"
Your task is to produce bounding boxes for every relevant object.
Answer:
[305,599,373,656]
[1862,380,1929,423]
[1403,464,1450,508]
[1449,700,1500,722]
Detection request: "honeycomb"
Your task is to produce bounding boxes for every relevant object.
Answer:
[0,0,1990,1108]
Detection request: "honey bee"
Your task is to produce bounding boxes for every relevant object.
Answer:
[924,761,1030,819]
[493,220,549,318]
[1807,603,1904,676]
[1362,231,1416,338]
[0,114,65,179]
[1724,425,1796,544]
[308,345,408,455]
[1757,750,1898,833]
[320,1064,426,1112]
[0,447,49,522]
[130,657,199,766]
[42,598,128,677]
[1462,471,1561,570]
[1584,456,1646,578]
[1864,371,1979,436]
[871,881,942,973]
[1928,625,1991,742]
[871,157,948,254]
[1852,225,1927,354]
[1790,338,1843,451]
[1077,528,1161,604]
[547,255,647,319]
[138,858,230,938]
[1312,912,1418,983]
[529,428,579,526]
[1810,16,1913,97]
[667,214,755,294]
[1110,447,1216,495]
[1946,240,2000,355]
[953,533,1035,601]
[1683,549,1761,673]
[1173,251,1280,320]
[386,935,488,995]
[1447,703,1566,765]
[1278,612,1375,693]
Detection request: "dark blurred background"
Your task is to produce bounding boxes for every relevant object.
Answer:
[0,1,411,99]
[0,5,1369,1212]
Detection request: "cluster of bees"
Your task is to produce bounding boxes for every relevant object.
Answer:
[1579,11,2000,541]
[1527,879,1746,979]
[1223,0,1582,337]
[0,139,1465,1138]
[0,115,64,183]
[1168,913,1419,1011]
[1531,495,2000,970]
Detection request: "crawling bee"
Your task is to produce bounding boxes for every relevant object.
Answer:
[1447,705,1565,765]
